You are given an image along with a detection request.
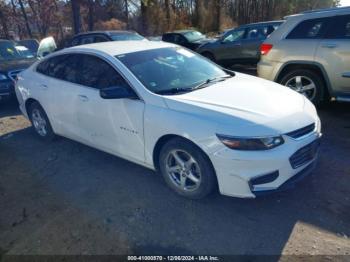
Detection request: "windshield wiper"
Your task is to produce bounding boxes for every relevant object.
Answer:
[156,87,194,95]
[192,75,232,91]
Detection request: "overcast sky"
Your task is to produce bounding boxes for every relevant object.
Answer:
[340,0,350,6]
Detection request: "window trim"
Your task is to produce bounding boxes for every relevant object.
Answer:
[35,51,143,101]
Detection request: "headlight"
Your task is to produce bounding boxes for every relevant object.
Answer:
[216,134,284,151]
[0,73,8,81]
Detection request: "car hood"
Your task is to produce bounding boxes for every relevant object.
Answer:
[163,73,318,137]
[0,58,37,73]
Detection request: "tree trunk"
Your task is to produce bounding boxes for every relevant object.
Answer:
[0,6,10,39]
[165,0,170,30]
[71,0,81,34]
[124,0,129,29]
[140,0,147,35]
[88,0,94,31]
[18,0,33,38]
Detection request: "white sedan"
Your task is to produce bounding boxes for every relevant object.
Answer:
[15,41,321,199]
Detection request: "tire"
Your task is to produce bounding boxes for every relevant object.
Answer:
[158,137,216,199]
[279,69,326,106]
[28,102,56,141]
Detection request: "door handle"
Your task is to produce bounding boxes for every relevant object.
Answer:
[39,84,48,90]
[322,43,338,48]
[78,95,89,102]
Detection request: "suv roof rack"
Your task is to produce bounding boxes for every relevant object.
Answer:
[301,6,350,14]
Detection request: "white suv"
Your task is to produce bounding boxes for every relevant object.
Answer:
[258,7,350,105]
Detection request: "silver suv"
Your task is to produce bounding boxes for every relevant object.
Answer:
[258,7,350,105]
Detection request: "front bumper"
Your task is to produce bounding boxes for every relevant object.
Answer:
[210,130,321,198]
[0,80,15,100]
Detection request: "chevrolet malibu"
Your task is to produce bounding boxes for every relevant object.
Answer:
[15,41,321,199]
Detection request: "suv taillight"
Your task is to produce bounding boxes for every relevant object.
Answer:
[261,43,273,55]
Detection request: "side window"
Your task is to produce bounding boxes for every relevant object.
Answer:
[94,35,109,43]
[70,37,80,47]
[287,17,332,39]
[163,34,174,42]
[325,15,350,39]
[36,54,80,83]
[36,60,50,75]
[174,34,186,45]
[80,36,94,45]
[77,55,130,90]
[222,29,245,43]
[246,26,266,40]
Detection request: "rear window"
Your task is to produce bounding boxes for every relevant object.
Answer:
[287,17,332,39]
[325,15,350,39]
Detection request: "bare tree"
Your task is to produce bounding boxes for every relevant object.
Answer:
[71,0,81,34]
[18,0,33,38]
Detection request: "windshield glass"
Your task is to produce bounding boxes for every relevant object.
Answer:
[111,33,145,41]
[116,47,228,94]
[183,31,205,42]
[0,41,35,61]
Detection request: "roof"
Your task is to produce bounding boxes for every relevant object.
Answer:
[285,6,350,19]
[164,29,198,35]
[74,30,138,37]
[68,40,175,56]
[238,20,285,28]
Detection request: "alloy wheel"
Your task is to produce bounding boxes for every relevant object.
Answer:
[165,149,202,192]
[285,75,317,101]
[31,108,47,137]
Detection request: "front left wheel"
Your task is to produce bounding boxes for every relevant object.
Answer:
[158,138,217,199]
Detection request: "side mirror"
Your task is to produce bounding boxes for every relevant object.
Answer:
[100,85,138,100]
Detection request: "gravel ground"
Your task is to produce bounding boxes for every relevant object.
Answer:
[0,98,350,256]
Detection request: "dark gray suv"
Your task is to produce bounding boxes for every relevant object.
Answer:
[197,21,283,66]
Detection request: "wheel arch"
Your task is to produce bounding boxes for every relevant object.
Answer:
[152,134,216,177]
[275,61,333,98]
[25,98,40,117]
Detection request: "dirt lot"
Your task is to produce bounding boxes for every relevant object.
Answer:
[0,98,350,256]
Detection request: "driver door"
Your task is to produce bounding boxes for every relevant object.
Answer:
[74,54,145,163]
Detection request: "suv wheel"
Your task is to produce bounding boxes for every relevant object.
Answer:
[279,69,325,105]
[29,102,56,141]
[159,138,216,199]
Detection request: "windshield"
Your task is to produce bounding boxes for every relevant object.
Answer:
[0,41,35,61]
[116,47,228,95]
[183,31,205,42]
[111,33,145,41]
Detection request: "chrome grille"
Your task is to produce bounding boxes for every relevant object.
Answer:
[286,123,315,139]
[8,69,24,81]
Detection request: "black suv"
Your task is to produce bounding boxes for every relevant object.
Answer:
[68,30,146,47]
[0,40,37,101]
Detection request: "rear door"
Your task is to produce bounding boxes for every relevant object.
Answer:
[316,14,350,94]
[35,54,82,139]
[73,54,145,162]
[215,28,246,63]
[282,17,333,64]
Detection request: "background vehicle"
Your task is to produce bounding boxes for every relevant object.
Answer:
[197,21,283,66]
[67,30,146,47]
[17,39,40,56]
[0,40,36,101]
[258,7,350,105]
[16,41,320,199]
[162,30,210,50]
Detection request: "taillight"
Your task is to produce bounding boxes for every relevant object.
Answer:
[260,43,273,55]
